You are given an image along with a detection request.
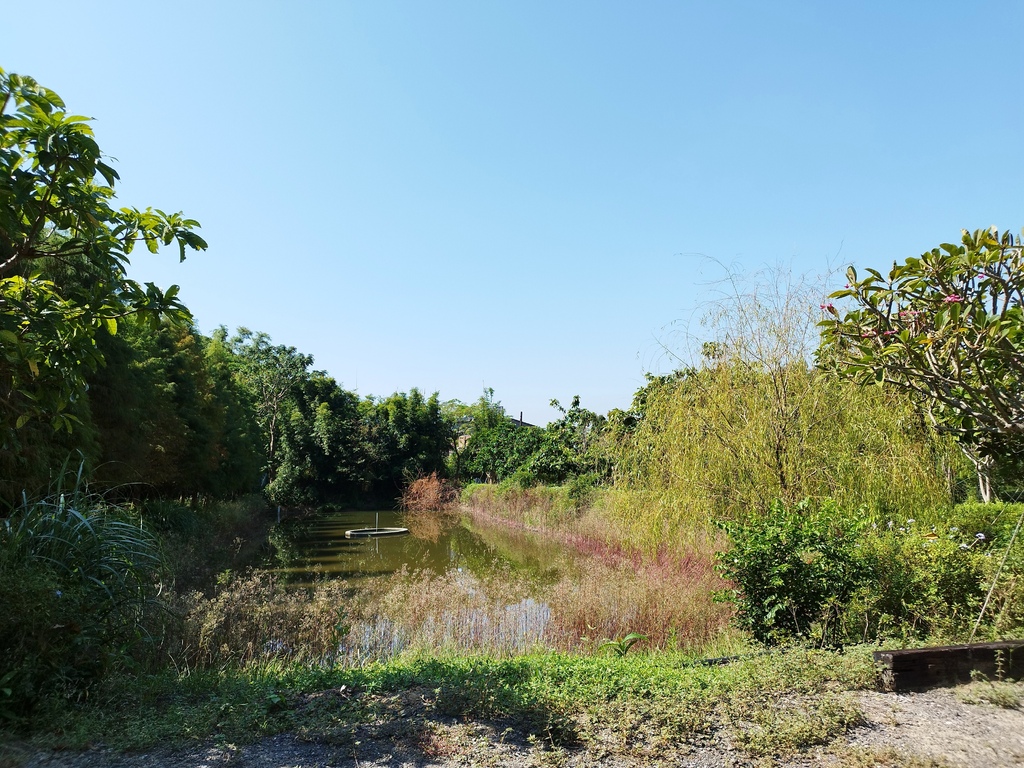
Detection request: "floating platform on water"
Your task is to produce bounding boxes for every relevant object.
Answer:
[344,527,409,538]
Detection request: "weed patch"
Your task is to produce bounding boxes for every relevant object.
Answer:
[727,692,864,756]
[401,473,459,513]
[956,679,1022,709]
[10,646,881,757]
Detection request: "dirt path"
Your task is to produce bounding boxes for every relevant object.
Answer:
[7,684,1024,768]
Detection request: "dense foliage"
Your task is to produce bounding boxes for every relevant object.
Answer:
[0,480,160,715]
[606,268,963,551]
[716,499,1020,647]
[0,68,206,452]
[820,228,1024,501]
[453,391,611,488]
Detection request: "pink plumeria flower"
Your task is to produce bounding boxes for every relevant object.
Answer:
[943,294,963,303]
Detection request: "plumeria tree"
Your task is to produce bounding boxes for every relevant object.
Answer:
[819,228,1024,501]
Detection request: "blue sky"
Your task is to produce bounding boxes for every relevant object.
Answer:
[6,1,1022,424]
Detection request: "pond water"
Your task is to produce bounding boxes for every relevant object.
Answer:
[268,509,571,587]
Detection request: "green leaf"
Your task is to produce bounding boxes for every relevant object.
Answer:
[0,69,204,449]
[95,160,119,186]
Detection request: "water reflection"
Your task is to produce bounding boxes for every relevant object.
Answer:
[269,509,570,586]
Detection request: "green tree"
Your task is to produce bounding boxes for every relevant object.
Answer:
[86,320,191,493]
[611,264,959,547]
[228,328,315,496]
[84,321,261,500]
[819,228,1024,501]
[202,329,263,497]
[442,389,506,480]
[530,396,609,484]
[464,417,543,483]
[0,68,206,454]
[269,374,363,506]
[452,387,548,483]
[360,389,449,498]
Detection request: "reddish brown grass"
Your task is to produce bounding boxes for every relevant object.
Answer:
[459,485,735,650]
[545,553,731,650]
[401,473,460,512]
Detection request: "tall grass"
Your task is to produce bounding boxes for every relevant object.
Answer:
[461,482,726,578]
[461,482,579,527]
[458,482,732,651]
[168,572,355,667]
[168,547,735,667]
[0,477,161,716]
[367,555,734,654]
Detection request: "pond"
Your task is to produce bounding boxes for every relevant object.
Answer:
[268,509,572,587]
[262,508,729,656]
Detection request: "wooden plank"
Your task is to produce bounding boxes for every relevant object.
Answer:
[874,640,1024,690]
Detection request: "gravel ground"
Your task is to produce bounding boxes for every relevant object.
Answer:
[849,685,1024,767]
[6,683,1024,768]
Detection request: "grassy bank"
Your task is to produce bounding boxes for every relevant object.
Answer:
[460,481,723,559]
[463,484,1024,648]
[9,646,880,763]
[460,485,733,650]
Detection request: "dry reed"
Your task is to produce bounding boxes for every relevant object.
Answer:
[166,572,358,667]
[400,473,459,512]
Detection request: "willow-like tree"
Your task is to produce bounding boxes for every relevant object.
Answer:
[612,264,958,548]
[819,228,1024,501]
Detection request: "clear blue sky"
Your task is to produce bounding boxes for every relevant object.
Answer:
[7,1,1022,424]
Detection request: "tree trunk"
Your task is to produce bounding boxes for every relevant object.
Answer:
[963,447,994,503]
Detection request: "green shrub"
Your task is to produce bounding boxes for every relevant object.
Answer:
[506,466,539,490]
[0,488,160,718]
[948,502,1023,546]
[141,498,200,536]
[844,520,985,642]
[715,500,867,645]
[566,473,601,509]
[716,501,1003,646]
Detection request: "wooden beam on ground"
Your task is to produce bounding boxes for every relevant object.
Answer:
[874,640,1024,690]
